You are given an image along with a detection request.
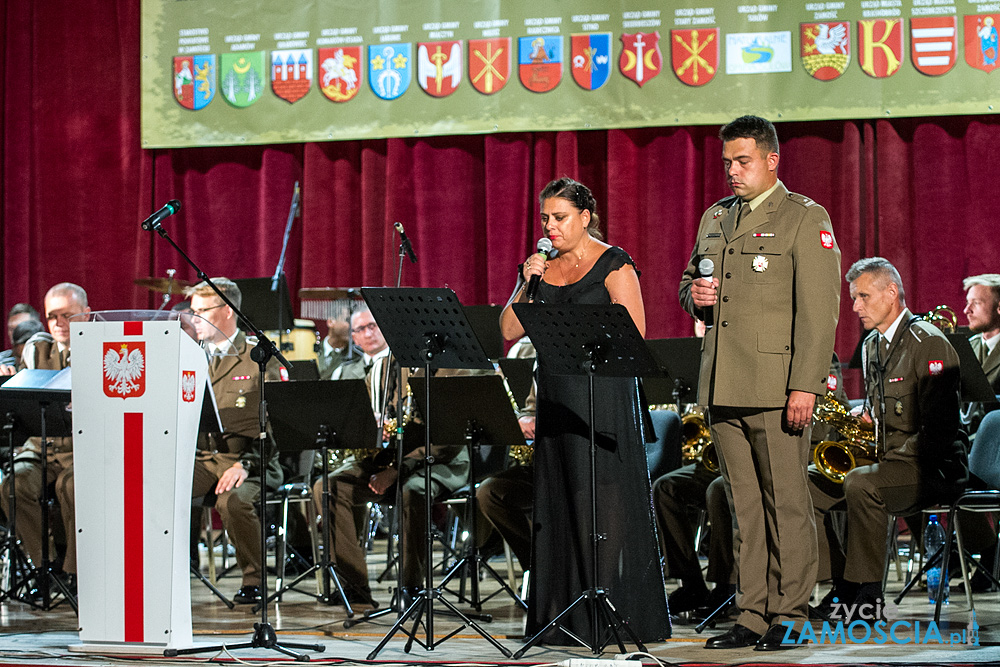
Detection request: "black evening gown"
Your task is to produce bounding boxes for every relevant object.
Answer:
[526,246,670,645]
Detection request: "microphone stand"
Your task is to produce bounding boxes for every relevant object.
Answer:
[344,226,413,628]
[144,209,324,660]
[270,182,301,355]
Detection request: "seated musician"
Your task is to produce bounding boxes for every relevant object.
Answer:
[811,258,970,612]
[187,279,285,605]
[962,273,1000,432]
[313,305,470,607]
[1,303,43,372]
[0,283,90,592]
[317,300,358,380]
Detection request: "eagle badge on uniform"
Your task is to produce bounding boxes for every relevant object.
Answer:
[752,255,768,272]
[820,230,835,249]
[895,400,904,415]
[236,396,247,408]
[928,360,944,375]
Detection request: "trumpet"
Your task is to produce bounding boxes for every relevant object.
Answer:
[680,406,719,473]
[811,392,877,483]
[920,305,957,333]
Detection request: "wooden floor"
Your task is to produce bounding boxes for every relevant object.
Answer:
[3,542,1000,665]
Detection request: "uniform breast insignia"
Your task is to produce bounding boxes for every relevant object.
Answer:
[705,232,722,237]
[235,396,247,408]
[928,360,944,375]
[887,377,904,383]
[753,232,775,238]
[894,400,904,416]
[713,209,725,219]
[752,255,769,272]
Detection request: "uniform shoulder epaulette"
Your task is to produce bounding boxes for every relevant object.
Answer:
[245,335,260,346]
[712,195,740,209]
[786,192,817,208]
[906,319,942,341]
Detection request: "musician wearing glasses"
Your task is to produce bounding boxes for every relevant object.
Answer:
[810,258,969,613]
[187,279,285,605]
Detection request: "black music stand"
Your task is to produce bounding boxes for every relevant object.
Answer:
[256,379,378,616]
[948,333,998,404]
[643,337,702,406]
[0,369,76,611]
[235,275,297,356]
[359,287,510,659]
[511,303,661,658]
[464,305,504,360]
[497,358,534,410]
[409,374,528,611]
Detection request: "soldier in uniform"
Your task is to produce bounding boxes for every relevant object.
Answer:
[679,116,841,650]
[962,274,1000,431]
[811,258,969,611]
[0,283,90,587]
[187,278,284,605]
[1,303,42,371]
[317,300,358,380]
[314,306,470,606]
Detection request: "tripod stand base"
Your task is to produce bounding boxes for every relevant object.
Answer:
[162,622,325,660]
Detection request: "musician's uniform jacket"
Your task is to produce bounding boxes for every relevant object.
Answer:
[678,181,841,634]
[0,333,78,572]
[193,331,283,587]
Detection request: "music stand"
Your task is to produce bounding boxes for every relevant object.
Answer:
[643,337,702,406]
[947,333,998,403]
[409,375,528,611]
[359,287,510,659]
[511,303,661,657]
[235,275,297,357]
[255,379,378,616]
[463,305,503,360]
[0,369,76,611]
[497,358,534,410]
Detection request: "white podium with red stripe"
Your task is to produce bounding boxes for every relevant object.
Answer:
[69,316,209,654]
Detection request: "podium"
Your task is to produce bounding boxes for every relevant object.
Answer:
[67,310,220,654]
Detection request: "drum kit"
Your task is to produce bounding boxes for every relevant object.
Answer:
[133,273,362,362]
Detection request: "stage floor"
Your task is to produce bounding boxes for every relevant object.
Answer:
[3,547,1000,666]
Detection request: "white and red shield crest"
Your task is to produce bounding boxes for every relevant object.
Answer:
[620,32,662,87]
[318,47,362,102]
[671,29,718,86]
[964,15,999,73]
[417,41,463,97]
[820,231,834,249]
[801,22,850,80]
[181,370,197,403]
[469,38,511,94]
[858,19,903,78]
[104,342,146,399]
[827,374,838,392]
[928,360,944,375]
[271,49,313,103]
[911,17,957,76]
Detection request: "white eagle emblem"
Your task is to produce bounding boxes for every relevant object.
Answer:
[181,370,197,402]
[104,343,145,397]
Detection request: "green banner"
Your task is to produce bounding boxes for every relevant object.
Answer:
[141,0,1000,149]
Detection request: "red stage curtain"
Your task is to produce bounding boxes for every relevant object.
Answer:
[3,2,999,399]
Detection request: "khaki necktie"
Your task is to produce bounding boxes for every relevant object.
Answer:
[735,202,750,229]
[981,342,990,366]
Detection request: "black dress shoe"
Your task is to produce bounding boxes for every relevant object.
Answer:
[668,585,708,614]
[755,623,800,651]
[705,623,762,649]
[233,585,262,604]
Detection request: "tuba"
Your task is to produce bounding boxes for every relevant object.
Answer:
[680,406,719,473]
[920,305,957,333]
[811,392,877,483]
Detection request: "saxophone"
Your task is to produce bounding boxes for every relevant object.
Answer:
[811,392,877,483]
[679,406,719,473]
[503,373,534,465]
[328,382,414,469]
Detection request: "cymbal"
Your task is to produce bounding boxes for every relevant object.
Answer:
[133,276,195,293]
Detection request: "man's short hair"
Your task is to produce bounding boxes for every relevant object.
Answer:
[12,319,44,345]
[962,274,1000,303]
[45,283,88,308]
[846,257,906,303]
[8,303,40,322]
[186,278,241,310]
[719,115,779,155]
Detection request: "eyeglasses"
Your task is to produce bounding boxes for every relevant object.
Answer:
[353,322,379,334]
[191,304,225,316]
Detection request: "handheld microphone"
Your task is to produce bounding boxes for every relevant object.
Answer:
[697,257,715,328]
[141,200,181,231]
[394,222,418,263]
[525,237,554,302]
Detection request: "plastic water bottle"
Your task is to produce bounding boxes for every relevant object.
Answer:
[924,514,949,604]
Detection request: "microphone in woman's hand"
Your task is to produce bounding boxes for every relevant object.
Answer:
[526,237,554,302]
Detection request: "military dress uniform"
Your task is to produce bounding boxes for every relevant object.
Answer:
[314,355,470,602]
[811,310,969,583]
[679,182,841,635]
[963,333,1000,434]
[192,331,283,590]
[0,334,76,574]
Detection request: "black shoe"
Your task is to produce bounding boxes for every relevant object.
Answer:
[233,585,262,604]
[669,584,709,614]
[755,623,801,651]
[705,623,762,649]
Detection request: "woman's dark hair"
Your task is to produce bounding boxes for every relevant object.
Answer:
[538,177,603,241]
